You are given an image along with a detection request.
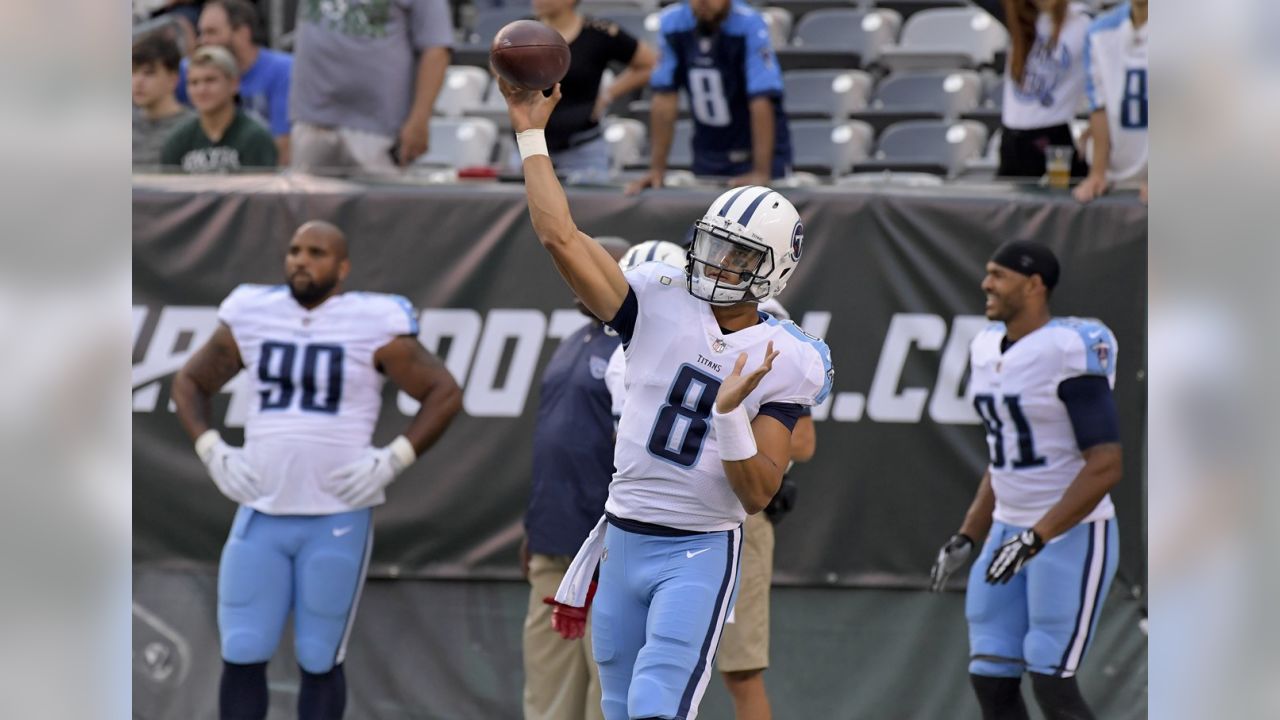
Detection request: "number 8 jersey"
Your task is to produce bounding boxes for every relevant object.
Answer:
[607,261,833,532]
[968,318,1119,527]
[218,284,419,515]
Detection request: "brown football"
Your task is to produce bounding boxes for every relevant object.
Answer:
[490,20,571,91]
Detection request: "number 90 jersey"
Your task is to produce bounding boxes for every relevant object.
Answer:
[606,262,833,532]
[218,284,419,515]
[968,318,1118,527]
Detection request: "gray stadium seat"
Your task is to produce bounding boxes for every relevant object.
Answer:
[761,7,794,49]
[854,119,988,176]
[784,8,902,68]
[789,119,874,176]
[878,7,1009,71]
[435,66,490,118]
[868,70,982,117]
[603,117,647,171]
[414,117,499,168]
[783,69,873,118]
[670,119,694,170]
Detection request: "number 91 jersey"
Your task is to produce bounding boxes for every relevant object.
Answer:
[218,284,419,514]
[968,318,1118,527]
[606,262,833,532]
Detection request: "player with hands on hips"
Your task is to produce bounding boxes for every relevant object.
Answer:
[172,220,462,720]
[929,241,1122,720]
[499,74,831,720]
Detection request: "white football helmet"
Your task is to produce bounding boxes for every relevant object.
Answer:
[618,240,687,271]
[687,186,804,305]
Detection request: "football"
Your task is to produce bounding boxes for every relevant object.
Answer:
[489,20,571,91]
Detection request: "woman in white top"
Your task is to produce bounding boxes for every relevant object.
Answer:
[978,0,1093,178]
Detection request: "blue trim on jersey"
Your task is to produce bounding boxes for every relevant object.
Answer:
[1049,318,1115,376]
[677,528,736,717]
[390,294,419,335]
[758,401,804,431]
[1056,376,1121,450]
[764,314,834,404]
[607,287,640,346]
[718,186,755,218]
[606,511,706,537]
[735,188,774,226]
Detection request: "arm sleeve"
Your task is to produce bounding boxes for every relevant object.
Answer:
[651,20,680,90]
[606,288,639,345]
[1056,375,1121,450]
[410,0,455,50]
[744,14,783,98]
[757,402,805,431]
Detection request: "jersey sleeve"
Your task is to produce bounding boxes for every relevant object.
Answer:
[604,344,627,420]
[651,10,682,91]
[216,284,267,329]
[1083,22,1104,111]
[268,58,293,137]
[744,13,783,98]
[1061,319,1118,387]
[774,324,833,406]
[380,294,420,338]
[602,20,641,65]
[409,0,455,50]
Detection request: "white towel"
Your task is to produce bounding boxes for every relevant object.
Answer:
[554,515,608,607]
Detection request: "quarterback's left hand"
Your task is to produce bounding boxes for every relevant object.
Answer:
[985,529,1045,584]
[325,436,416,506]
[716,341,780,413]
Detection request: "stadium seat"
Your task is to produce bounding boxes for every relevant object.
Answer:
[789,119,874,176]
[869,69,982,116]
[960,127,1000,179]
[414,117,499,168]
[878,7,1009,71]
[761,6,794,49]
[669,119,694,170]
[603,117,647,170]
[470,7,531,45]
[960,70,1004,136]
[853,119,988,177]
[783,69,873,119]
[874,0,969,22]
[781,8,901,70]
[435,66,490,118]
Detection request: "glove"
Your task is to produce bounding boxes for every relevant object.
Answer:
[196,430,262,505]
[325,436,416,507]
[763,476,798,525]
[985,529,1045,584]
[928,533,974,592]
[543,580,597,640]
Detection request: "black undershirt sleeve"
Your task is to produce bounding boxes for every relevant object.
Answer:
[1056,375,1121,450]
[757,402,805,432]
[606,287,639,345]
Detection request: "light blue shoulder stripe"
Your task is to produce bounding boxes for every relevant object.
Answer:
[1049,317,1115,376]
[765,314,834,404]
[1089,2,1130,34]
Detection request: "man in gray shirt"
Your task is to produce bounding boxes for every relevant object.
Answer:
[289,0,454,174]
[133,32,194,168]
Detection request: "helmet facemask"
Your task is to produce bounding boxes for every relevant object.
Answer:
[686,220,775,306]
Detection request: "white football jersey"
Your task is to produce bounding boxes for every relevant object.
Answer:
[1001,4,1093,130]
[968,318,1118,527]
[218,284,417,514]
[606,262,832,531]
[1084,3,1148,182]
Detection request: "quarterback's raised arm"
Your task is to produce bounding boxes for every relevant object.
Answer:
[497,78,630,323]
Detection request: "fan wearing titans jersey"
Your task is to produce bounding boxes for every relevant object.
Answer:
[172,221,462,720]
[627,0,791,193]
[498,79,831,720]
[929,242,1121,720]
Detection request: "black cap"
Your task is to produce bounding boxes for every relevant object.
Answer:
[990,241,1060,291]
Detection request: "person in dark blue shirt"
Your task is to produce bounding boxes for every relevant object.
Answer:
[628,0,791,193]
[521,237,630,720]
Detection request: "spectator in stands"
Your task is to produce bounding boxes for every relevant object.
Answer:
[1073,0,1148,204]
[161,45,278,172]
[177,0,293,164]
[533,0,657,181]
[975,0,1093,179]
[133,33,195,167]
[289,0,454,174]
[627,0,791,193]
[520,238,631,720]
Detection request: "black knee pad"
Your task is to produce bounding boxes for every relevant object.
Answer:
[219,660,268,720]
[970,673,1030,720]
[299,663,347,720]
[1029,672,1095,720]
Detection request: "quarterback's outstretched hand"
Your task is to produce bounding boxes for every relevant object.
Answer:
[325,436,416,507]
[543,580,597,640]
[716,341,780,413]
[985,529,1044,584]
[929,533,974,592]
[495,75,562,133]
[196,430,262,505]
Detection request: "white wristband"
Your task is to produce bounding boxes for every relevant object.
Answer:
[516,128,549,160]
[195,429,221,464]
[713,405,757,461]
[388,435,417,469]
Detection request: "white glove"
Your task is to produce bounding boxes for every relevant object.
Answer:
[325,436,416,507]
[196,430,262,505]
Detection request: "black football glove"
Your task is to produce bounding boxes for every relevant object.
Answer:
[929,533,974,592]
[763,476,798,525]
[985,529,1045,584]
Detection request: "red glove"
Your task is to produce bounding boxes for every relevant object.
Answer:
[543,580,597,640]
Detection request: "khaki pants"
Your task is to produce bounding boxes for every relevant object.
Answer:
[716,511,775,672]
[523,554,604,720]
[290,121,398,176]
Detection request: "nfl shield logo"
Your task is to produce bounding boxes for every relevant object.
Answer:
[712,338,727,353]
[590,356,609,379]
